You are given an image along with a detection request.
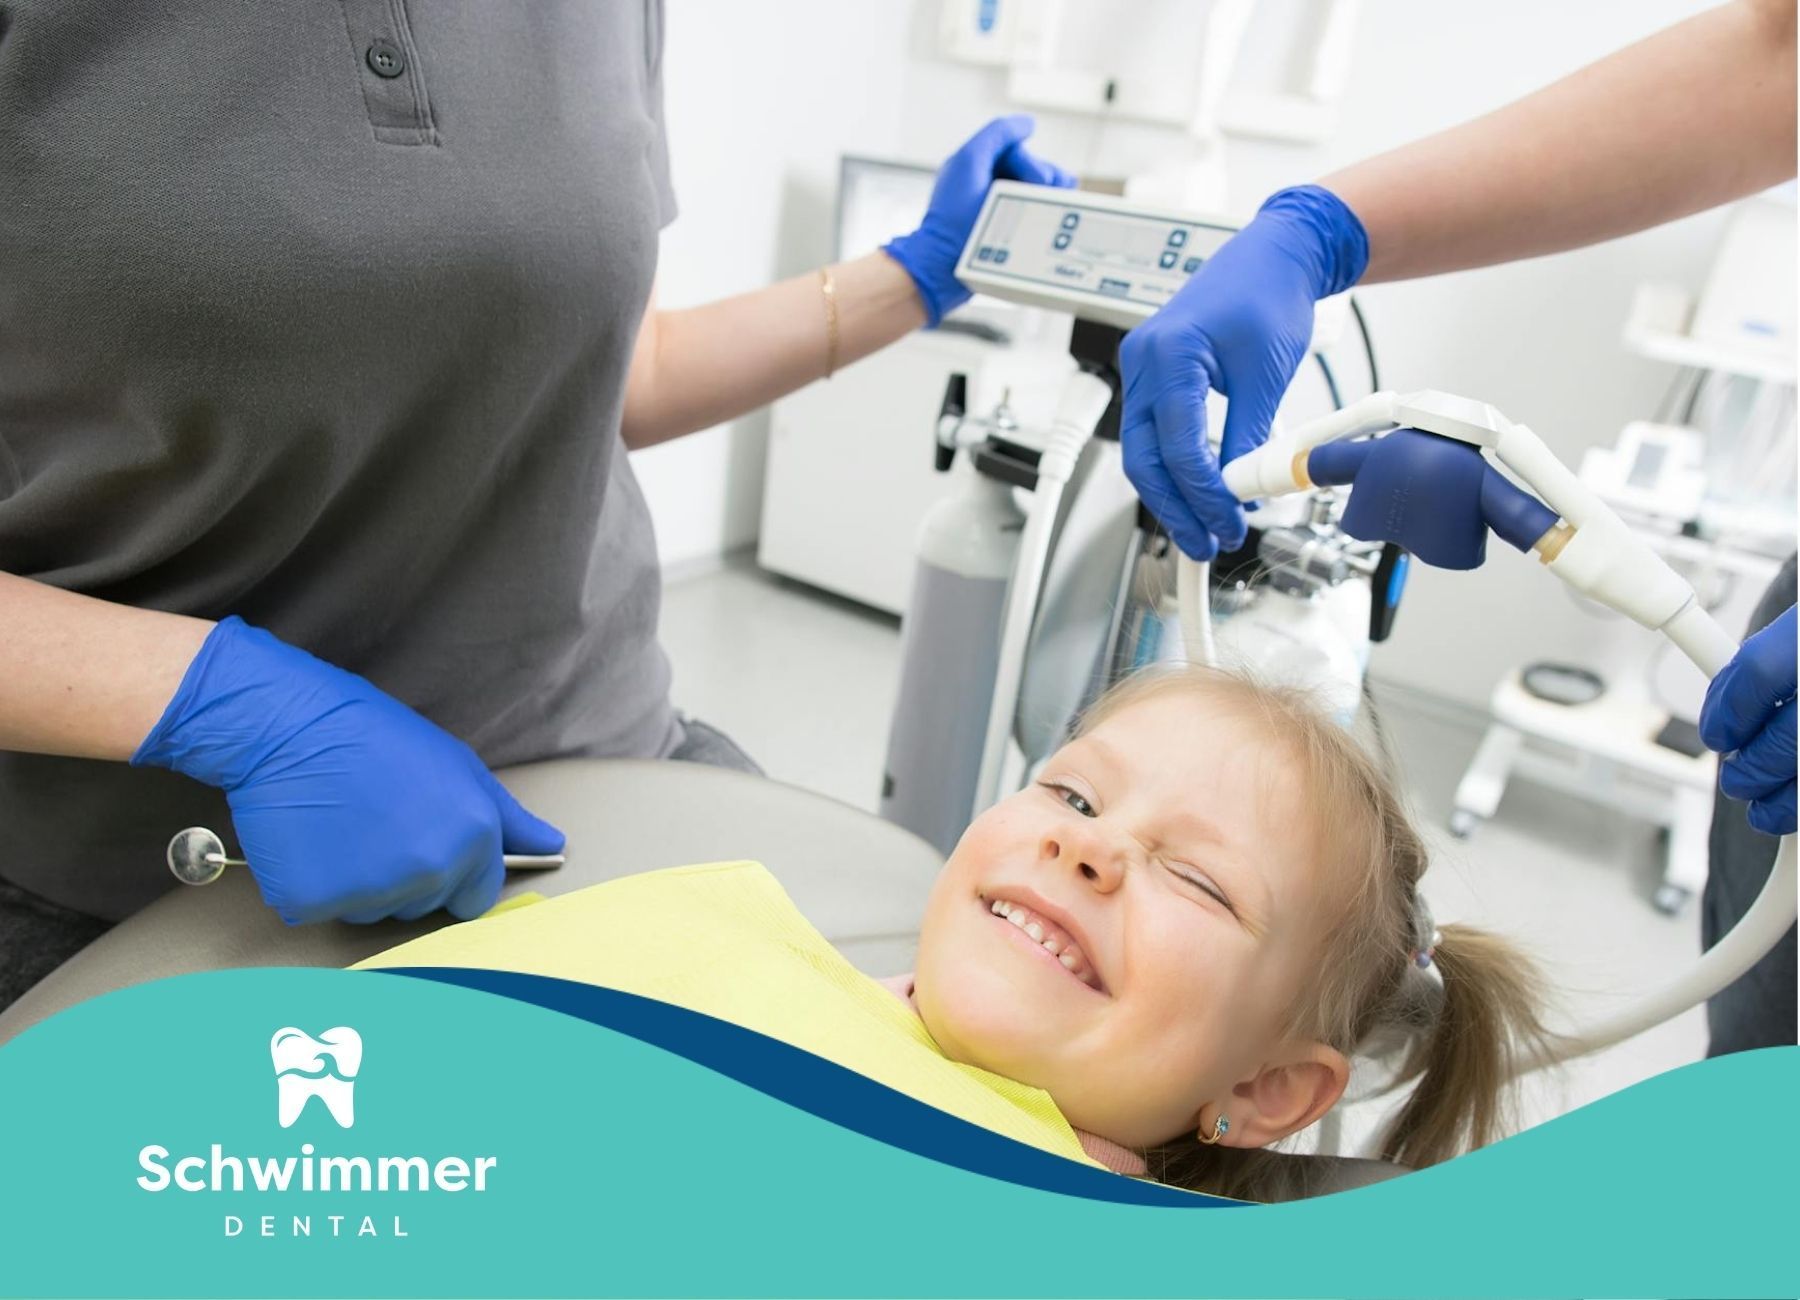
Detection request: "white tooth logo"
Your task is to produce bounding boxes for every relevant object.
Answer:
[271,1026,363,1129]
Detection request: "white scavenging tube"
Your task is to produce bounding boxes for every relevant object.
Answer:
[971,371,1115,819]
[1177,556,1217,668]
[1221,391,1398,500]
[1662,596,1743,673]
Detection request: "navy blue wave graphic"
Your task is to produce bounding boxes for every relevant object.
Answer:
[379,966,1233,1208]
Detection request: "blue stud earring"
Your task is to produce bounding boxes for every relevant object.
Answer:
[1197,1114,1230,1145]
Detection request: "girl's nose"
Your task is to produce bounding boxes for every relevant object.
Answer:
[1040,822,1126,892]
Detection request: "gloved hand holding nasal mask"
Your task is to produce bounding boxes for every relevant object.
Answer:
[133,616,566,925]
[1118,185,1370,560]
[1700,604,1797,837]
[884,114,1075,328]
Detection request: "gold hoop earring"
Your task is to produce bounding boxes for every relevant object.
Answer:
[1196,1114,1230,1145]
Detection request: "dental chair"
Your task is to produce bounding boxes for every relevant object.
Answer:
[0,758,1404,1200]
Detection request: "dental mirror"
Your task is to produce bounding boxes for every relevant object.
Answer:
[166,826,231,885]
[164,826,565,886]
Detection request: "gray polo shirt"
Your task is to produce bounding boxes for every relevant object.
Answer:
[0,1,683,918]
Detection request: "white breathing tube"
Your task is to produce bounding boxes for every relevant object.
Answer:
[971,371,1116,820]
[1197,390,1797,1072]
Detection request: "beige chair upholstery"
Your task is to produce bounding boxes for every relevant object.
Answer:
[0,759,941,1045]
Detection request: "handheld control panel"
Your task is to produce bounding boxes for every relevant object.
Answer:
[955,181,1236,330]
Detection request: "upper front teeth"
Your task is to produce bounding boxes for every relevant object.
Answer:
[989,898,1098,989]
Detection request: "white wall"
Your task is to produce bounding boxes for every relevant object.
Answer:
[632,1,913,568]
[640,0,1750,708]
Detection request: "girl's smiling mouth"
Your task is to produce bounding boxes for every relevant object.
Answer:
[981,894,1110,994]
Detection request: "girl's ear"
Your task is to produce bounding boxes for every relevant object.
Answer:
[1213,1044,1350,1148]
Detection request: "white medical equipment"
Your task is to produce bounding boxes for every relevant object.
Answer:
[1620,195,1796,546]
[163,825,564,887]
[833,156,937,273]
[1456,200,1796,913]
[951,180,1347,339]
[1221,390,1798,1066]
[1451,666,1724,916]
[1690,193,1798,364]
[1579,421,1710,528]
[882,181,1393,854]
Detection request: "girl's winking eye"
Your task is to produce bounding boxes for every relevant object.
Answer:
[1166,862,1237,916]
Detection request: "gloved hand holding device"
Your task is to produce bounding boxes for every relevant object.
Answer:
[133,616,565,925]
[1700,604,1797,837]
[1118,185,1369,560]
[885,114,1075,328]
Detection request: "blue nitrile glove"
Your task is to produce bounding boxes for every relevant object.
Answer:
[1119,185,1369,559]
[133,616,566,925]
[1699,604,1797,836]
[884,114,1075,327]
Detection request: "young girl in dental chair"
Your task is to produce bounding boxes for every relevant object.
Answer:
[359,667,1550,1202]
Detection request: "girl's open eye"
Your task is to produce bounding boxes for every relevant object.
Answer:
[1039,781,1097,818]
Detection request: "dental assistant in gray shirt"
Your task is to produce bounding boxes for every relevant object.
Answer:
[0,0,1070,1000]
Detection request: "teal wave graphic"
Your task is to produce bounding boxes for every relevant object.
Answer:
[0,967,1790,1298]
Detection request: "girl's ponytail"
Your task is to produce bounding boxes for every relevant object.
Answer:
[1378,922,1554,1168]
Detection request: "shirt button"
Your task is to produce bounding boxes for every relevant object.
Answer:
[366,40,406,79]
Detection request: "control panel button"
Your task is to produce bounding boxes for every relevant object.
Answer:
[1183,256,1202,274]
[1053,232,1072,250]
[977,246,995,261]
[1158,250,1179,269]
[1167,228,1187,248]
[993,249,1009,264]
[1060,212,1080,230]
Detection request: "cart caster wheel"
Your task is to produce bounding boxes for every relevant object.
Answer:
[1653,883,1692,916]
[1449,809,1482,840]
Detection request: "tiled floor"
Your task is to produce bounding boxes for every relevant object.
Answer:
[660,557,1711,1153]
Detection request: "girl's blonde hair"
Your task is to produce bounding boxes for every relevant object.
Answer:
[1073,665,1552,1201]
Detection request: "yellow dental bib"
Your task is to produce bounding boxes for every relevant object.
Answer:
[355,862,1100,1169]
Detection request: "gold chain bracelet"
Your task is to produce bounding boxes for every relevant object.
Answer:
[818,267,840,379]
